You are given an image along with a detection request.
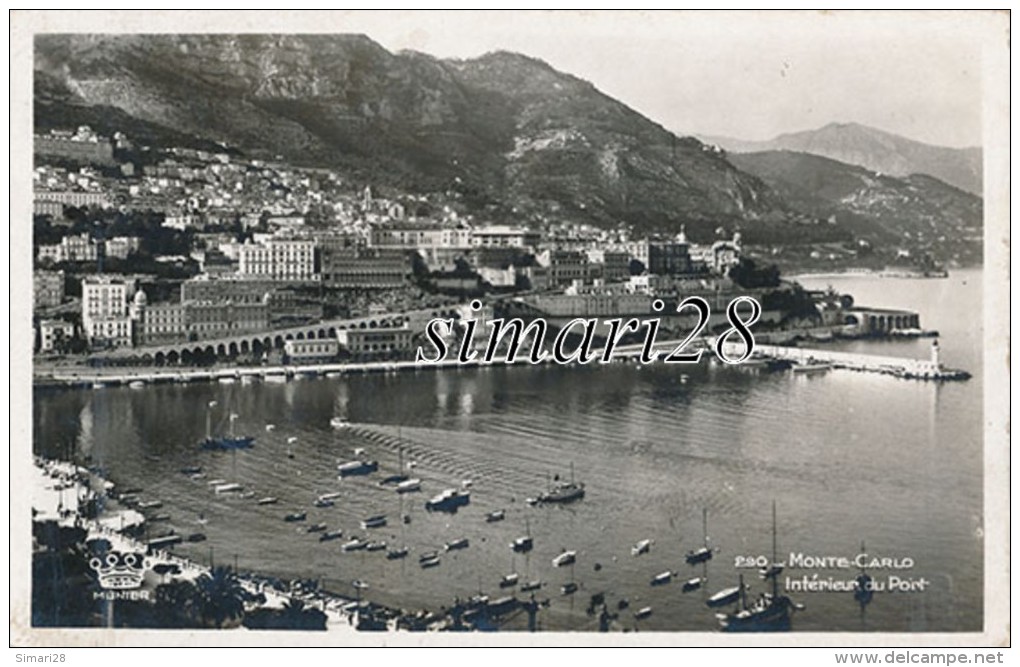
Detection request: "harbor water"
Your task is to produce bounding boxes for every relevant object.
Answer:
[32,269,984,632]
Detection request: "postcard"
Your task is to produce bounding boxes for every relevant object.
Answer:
[10,9,1010,648]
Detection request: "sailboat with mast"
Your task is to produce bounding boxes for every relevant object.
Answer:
[537,462,585,504]
[199,401,255,451]
[715,502,802,632]
[685,508,714,565]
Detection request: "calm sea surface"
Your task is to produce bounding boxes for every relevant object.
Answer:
[33,269,984,632]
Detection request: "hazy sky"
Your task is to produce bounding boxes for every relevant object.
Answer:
[318,10,994,148]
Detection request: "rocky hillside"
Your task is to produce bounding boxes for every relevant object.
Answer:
[728,150,982,265]
[701,122,982,196]
[35,34,793,238]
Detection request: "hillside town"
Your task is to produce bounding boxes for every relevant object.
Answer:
[33,125,757,365]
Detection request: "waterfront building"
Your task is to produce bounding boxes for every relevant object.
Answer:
[37,319,75,353]
[33,270,65,309]
[369,224,472,250]
[283,338,339,363]
[470,225,540,250]
[537,249,600,288]
[586,249,632,282]
[337,328,414,357]
[237,239,317,281]
[320,246,410,289]
[133,296,188,346]
[185,300,269,339]
[81,275,135,347]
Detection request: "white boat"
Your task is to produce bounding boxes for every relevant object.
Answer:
[128,380,146,389]
[240,375,256,384]
[651,571,674,586]
[486,509,506,523]
[218,377,236,385]
[337,460,379,477]
[361,515,387,529]
[425,488,471,512]
[214,483,243,494]
[91,381,106,390]
[318,492,342,501]
[330,417,350,429]
[793,362,832,374]
[632,539,652,556]
[365,540,387,552]
[520,580,542,593]
[499,573,519,588]
[706,583,744,608]
[445,537,469,551]
[682,577,704,593]
[552,550,577,567]
[342,538,367,552]
[263,371,287,384]
[634,606,653,620]
[206,478,227,486]
[395,478,421,494]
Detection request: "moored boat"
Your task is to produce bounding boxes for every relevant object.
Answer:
[319,530,344,542]
[337,460,379,477]
[444,537,469,551]
[257,496,279,505]
[486,509,506,523]
[214,483,243,494]
[552,550,577,567]
[706,582,744,608]
[365,540,388,552]
[537,463,585,504]
[283,511,307,522]
[342,537,367,552]
[632,539,652,556]
[395,478,421,494]
[386,546,410,560]
[650,570,674,586]
[306,523,328,533]
[686,508,715,565]
[330,417,350,429]
[500,573,519,588]
[425,488,470,513]
[634,606,653,620]
[361,515,387,529]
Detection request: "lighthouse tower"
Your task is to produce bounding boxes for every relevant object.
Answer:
[931,339,941,370]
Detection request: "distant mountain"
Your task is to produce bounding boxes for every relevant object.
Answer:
[700,123,982,196]
[728,150,982,265]
[34,34,801,239]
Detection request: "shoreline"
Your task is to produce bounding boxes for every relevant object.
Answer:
[32,325,940,390]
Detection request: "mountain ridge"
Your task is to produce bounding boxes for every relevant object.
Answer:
[35,33,799,240]
[698,122,982,195]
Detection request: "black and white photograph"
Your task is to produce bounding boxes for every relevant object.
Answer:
[11,9,1010,649]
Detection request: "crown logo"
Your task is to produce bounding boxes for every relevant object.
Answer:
[88,551,150,590]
